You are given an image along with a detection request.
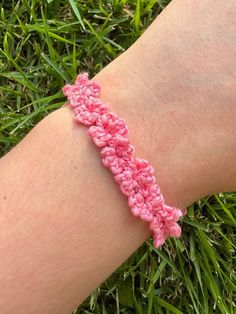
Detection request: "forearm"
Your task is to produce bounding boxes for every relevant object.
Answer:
[0,106,151,313]
[1,82,197,311]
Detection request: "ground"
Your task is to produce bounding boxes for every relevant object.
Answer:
[0,1,235,313]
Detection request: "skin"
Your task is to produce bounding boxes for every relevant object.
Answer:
[0,0,235,312]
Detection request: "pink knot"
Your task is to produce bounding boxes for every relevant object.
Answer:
[88,125,112,146]
[164,222,182,238]
[96,112,129,137]
[120,178,138,195]
[159,204,183,222]
[100,145,135,165]
[131,205,154,222]
[150,214,164,232]
[75,73,101,97]
[150,215,166,247]
[73,105,98,126]
[107,156,127,175]
[74,72,89,85]
[118,169,139,195]
[153,231,166,248]
[133,158,155,187]
[148,197,183,247]
[100,146,116,166]
[72,98,108,126]
[69,94,89,108]
[88,112,130,147]
[62,84,78,98]
[135,185,164,214]
[128,191,144,207]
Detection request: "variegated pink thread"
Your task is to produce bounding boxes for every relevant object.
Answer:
[62,73,185,248]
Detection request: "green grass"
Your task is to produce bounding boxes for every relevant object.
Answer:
[0,1,235,313]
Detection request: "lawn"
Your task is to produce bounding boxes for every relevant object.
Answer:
[0,0,235,313]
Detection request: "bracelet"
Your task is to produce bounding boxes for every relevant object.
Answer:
[62,73,185,248]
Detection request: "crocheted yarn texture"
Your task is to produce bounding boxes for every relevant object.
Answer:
[63,73,184,248]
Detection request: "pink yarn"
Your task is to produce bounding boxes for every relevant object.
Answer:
[63,73,185,248]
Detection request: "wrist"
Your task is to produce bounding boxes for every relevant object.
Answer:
[92,66,203,210]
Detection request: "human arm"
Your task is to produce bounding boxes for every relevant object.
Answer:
[0,0,236,313]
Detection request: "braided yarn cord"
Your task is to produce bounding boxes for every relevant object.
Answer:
[63,73,185,248]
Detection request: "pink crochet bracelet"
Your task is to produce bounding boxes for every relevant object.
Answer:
[63,73,185,248]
